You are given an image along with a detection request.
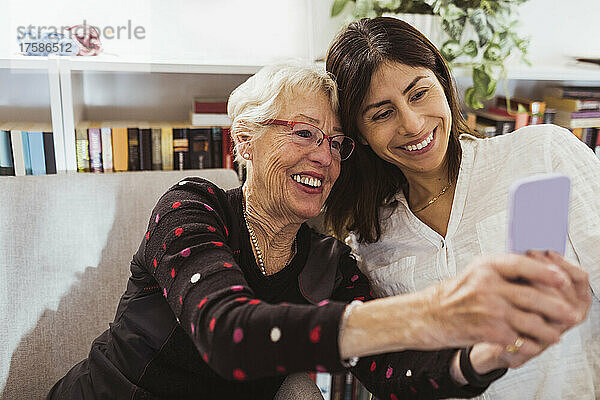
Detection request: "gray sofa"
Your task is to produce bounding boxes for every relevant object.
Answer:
[0,169,322,399]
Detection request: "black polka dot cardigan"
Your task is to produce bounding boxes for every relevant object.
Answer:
[47,178,490,400]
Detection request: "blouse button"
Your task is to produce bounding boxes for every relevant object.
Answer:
[191,273,201,283]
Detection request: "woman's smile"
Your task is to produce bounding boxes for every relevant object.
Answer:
[396,126,437,155]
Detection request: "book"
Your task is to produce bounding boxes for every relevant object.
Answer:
[173,128,189,171]
[543,96,600,112]
[160,125,174,170]
[111,126,129,172]
[151,128,162,170]
[21,131,33,175]
[344,371,354,400]
[42,131,56,174]
[211,127,222,168]
[139,128,152,170]
[222,127,234,169]
[474,121,497,137]
[0,129,14,176]
[582,128,598,150]
[595,131,600,159]
[331,372,345,400]
[193,99,228,114]
[10,129,26,176]
[88,127,103,173]
[101,127,114,172]
[545,86,600,100]
[189,128,212,169]
[27,130,46,176]
[554,110,600,129]
[495,96,546,125]
[473,110,516,136]
[127,127,140,171]
[75,125,90,173]
[190,112,231,127]
[315,372,332,400]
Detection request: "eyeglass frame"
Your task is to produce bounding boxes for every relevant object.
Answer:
[261,119,355,161]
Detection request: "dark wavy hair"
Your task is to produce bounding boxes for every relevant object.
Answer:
[324,17,473,243]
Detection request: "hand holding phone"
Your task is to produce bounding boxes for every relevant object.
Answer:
[507,173,571,255]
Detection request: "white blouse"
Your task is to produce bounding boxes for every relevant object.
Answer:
[348,125,600,400]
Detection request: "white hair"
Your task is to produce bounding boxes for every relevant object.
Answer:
[227,62,339,165]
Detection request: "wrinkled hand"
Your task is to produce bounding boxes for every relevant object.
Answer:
[424,251,589,351]
[469,250,591,372]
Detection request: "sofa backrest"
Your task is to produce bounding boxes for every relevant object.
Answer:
[0,169,240,400]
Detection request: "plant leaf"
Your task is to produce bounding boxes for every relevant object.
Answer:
[469,9,493,47]
[465,87,484,109]
[462,40,478,57]
[441,40,462,62]
[331,0,352,17]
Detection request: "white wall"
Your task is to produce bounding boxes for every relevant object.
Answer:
[2,0,599,67]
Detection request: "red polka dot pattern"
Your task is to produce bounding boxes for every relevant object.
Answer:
[233,328,244,343]
[179,296,183,305]
[318,300,329,307]
[248,299,260,305]
[234,297,248,302]
[198,297,208,308]
[390,394,398,400]
[190,323,195,335]
[386,366,393,379]
[180,248,191,257]
[162,243,166,250]
[172,201,181,208]
[207,225,216,232]
[170,268,176,278]
[211,241,223,247]
[231,285,243,292]
[429,378,439,389]
[175,227,183,236]
[223,262,232,268]
[153,259,157,268]
[233,369,246,380]
[309,326,321,343]
[370,361,377,372]
[155,214,160,223]
[145,231,150,240]
[209,318,216,331]
[207,187,214,194]
[202,353,208,363]
[351,274,359,282]
[163,288,167,298]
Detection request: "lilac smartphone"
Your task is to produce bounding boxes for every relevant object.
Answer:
[507,173,571,255]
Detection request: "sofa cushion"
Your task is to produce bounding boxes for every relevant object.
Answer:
[0,169,240,400]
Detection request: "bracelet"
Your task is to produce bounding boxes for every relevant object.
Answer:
[459,346,508,387]
[339,300,363,368]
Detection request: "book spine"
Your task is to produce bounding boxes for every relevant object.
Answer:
[211,127,222,168]
[42,131,57,174]
[173,128,189,171]
[21,131,33,175]
[75,128,90,172]
[331,372,345,400]
[112,128,129,172]
[315,372,332,400]
[151,128,162,170]
[161,126,174,170]
[189,128,211,169]
[10,130,26,176]
[344,371,354,400]
[88,128,103,173]
[595,130,600,159]
[193,101,227,114]
[139,128,152,170]
[222,127,234,169]
[27,131,46,176]
[101,127,114,172]
[127,128,140,171]
[0,130,15,176]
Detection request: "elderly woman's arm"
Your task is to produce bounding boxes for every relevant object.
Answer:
[143,178,351,380]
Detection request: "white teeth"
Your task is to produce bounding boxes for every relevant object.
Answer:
[291,174,322,188]
[401,131,434,152]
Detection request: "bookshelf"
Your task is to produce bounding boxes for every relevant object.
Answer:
[2,54,600,174]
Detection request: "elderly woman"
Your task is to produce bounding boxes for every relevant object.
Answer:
[47,63,588,400]
[325,17,598,399]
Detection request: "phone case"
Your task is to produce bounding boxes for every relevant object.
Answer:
[507,173,571,255]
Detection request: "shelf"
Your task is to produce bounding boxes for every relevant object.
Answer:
[0,56,53,70]
[452,62,600,82]
[61,56,263,74]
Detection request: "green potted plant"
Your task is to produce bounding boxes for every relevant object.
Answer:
[331,0,531,109]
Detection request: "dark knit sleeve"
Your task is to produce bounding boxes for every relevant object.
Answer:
[142,178,348,381]
[332,253,492,399]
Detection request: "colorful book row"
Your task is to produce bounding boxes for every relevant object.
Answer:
[313,372,372,400]
[74,122,235,173]
[0,123,56,176]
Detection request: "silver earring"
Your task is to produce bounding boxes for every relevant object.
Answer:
[243,153,250,159]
